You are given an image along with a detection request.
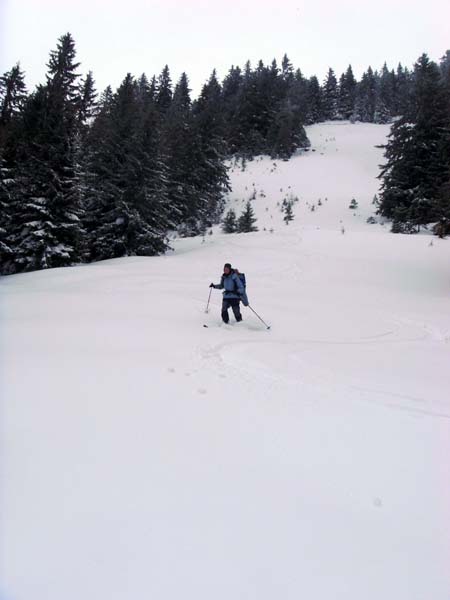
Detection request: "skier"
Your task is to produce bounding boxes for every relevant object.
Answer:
[210,263,249,324]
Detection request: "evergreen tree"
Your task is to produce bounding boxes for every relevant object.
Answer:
[283,201,294,224]
[322,68,338,120]
[289,68,310,124]
[2,33,85,274]
[221,208,238,232]
[231,61,267,157]
[191,70,230,231]
[434,50,450,235]
[268,98,310,160]
[0,156,14,263]
[374,63,395,122]
[0,63,27,147]
[156,65,172,114]
[222,65,243,154]
[163,72,197,229]
[338,65,357,119]
[378,54,450,232]
[237,200,258,232]
[355,67,377,121]
[255,60,281,146]
[77,71,97,129]
[306,76,323,123]
[280,54,295,94]
[84,73,171,259]
[393,63,413,116]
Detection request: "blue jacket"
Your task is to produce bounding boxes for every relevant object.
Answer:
[213,272,249,305]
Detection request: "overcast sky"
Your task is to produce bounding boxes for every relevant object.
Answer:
[1,0,449,97]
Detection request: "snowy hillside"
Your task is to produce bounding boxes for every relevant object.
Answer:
[1,122,449,600]
[228,121,387,231]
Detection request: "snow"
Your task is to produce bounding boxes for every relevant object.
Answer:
[1,122,449,600]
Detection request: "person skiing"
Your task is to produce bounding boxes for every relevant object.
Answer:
[210,263,249,323]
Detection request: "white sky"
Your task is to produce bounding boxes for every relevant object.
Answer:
[1,0,449,97]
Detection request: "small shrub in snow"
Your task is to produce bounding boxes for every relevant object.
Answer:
[283,202,294,224]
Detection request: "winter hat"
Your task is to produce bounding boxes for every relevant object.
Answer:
[224,263,232,269]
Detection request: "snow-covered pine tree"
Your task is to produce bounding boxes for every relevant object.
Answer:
[77,71,97,132]
[84,74,171,259]
[322,68,339,120]
[306,76,323,123]
[378,54,450,233]
[156,65,173,115]
[255,60,281,152]
[230,60,266,158]
[393,63,413,117]
[221,65,243,155]
[374,63,395,123]
[288,68,310,125]
[0,156,14,266]
[191,70,230,232]
[337,65,357,120]
[433,51,450,236]
[355,67,378,122]
[3,34,86,273]
[237,200,258,232]
[0,64,27,270]
[221,208,238,233]
[0,63,27,148]
[162,72,197,231]
[133,77,173,253]
[281,54,294,87]
[268,98,310,160]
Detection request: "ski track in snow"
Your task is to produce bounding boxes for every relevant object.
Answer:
[1,122,450,600]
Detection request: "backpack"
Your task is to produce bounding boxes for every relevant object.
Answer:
[232,269,246,290]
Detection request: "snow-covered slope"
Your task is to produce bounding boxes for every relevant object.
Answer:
[228,121,387,232]
[1,122,449,600]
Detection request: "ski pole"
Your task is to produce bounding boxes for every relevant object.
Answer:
[205,287,213,313]
[247,304,271,330]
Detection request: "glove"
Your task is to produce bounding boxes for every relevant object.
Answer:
[242,298,249,307]
[209,283,214,288]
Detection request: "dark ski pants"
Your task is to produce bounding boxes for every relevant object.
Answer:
[221,297,242,323]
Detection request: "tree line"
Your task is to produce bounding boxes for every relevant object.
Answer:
[1,33,449,275]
